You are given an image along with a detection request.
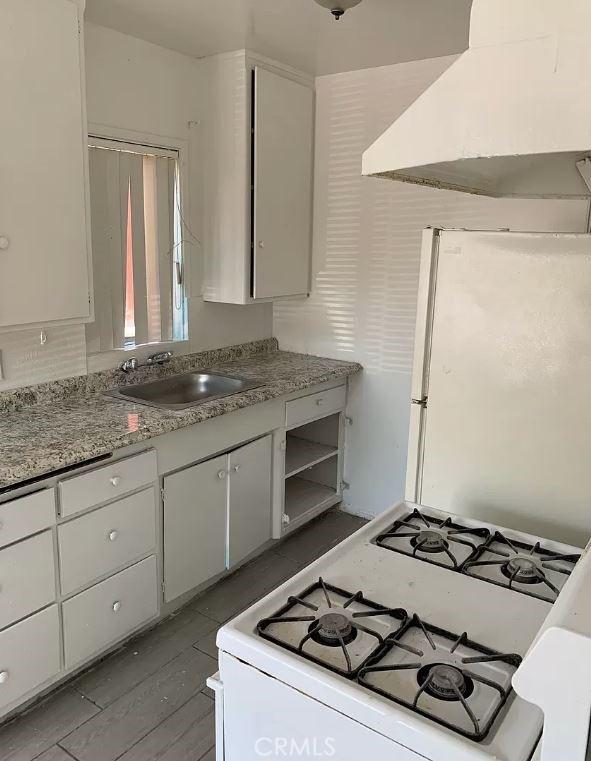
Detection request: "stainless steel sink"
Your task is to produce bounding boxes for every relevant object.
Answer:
[106,371,264,411]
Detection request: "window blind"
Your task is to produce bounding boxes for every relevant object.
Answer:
[86,145,177,352]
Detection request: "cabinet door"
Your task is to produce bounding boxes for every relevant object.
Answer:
[253,67,313,299]
[228,435,272,568]
[163,455,228,602]
[0,0,90,328]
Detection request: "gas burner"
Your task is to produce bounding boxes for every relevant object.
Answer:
[374,508,489,570]
[257,578,407,677]
[501,554,542,585]
[310,611,357,647]
[417,663,474,702]
[464,532,581,602]
[358,614,522,742]
[410,529,449,553]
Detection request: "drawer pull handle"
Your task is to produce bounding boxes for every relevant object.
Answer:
[316,398,324,406]
[108,530,118,542]
[110,476,121,487]
[0,671,8,684]
[217,470,226,480]
[232,464,241,473]
[112,601,122,613]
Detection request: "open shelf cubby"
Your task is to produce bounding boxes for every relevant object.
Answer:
[284,413,341,532]
[285,437,338,478]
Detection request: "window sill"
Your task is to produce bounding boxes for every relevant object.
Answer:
[87,339,190,373]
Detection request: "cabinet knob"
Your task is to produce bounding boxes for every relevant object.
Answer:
[112,601,121,613]
[316,398,324,406]
[108,530,118,542]
[217,470,226,480]
[0,236,9,251]
[110,476,121,487]
[232,464,241,473]
[0,671,8,684]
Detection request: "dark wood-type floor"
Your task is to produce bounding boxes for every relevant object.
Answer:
[0,510,367,761]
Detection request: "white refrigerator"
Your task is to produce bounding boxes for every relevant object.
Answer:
[406,228,591,548]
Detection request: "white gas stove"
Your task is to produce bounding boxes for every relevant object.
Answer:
[210,502,587,761]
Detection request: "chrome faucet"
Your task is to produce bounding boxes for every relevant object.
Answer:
[147,351,174,366]
[119,351,173,373]
[119,357,139,373]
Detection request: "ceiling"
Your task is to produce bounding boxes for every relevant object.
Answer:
[84,0,472,76]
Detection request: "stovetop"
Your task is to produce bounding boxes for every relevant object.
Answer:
[374,507,580,602]
[220,502,583,761]
[258,577,522,743]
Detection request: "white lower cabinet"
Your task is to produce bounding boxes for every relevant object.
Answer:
[0,531,56,629]
[163,454,229,603]
[228,436,272,568]
[58,487,157,595]
[62,556,158,669]
[0,605,60,712]
[0,489,55,550]
[58,450,157,518]
[163,435,273,602]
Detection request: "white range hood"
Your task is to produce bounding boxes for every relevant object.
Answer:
[362,0,591,198]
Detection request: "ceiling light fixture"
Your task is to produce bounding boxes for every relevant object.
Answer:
[314,0,363,21]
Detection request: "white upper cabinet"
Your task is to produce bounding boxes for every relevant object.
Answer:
[0,0,91,329]
[203,52,314,304]
[253,67,314,299]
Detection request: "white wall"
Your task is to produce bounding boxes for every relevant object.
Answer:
[0,23,272,391]
[274,55,589,518]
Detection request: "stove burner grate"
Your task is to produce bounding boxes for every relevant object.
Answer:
[375,508,490,569]
[464,532,581,601]
[358,614,522,742]
[257,578,407,678]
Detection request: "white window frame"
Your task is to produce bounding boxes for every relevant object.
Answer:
[86,125,191,372]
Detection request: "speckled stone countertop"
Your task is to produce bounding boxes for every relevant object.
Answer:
[0,339,361,490]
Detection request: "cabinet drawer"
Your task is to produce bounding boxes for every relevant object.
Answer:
[0,606,60,712]
[63,556,158,669]
[59,488,157,595]
[285,386,346,428]
[0,531,56,629]
[0,489,55,549]
[59,450,157,518]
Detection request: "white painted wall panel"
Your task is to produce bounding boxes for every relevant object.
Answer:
[273,55,589,518]
[0,326,87,392]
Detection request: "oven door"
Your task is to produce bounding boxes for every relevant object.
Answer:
[218,652,426,761]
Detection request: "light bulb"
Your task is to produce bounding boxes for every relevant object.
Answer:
[314,0,363,20]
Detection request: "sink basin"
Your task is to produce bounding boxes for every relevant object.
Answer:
[106,371,264,411]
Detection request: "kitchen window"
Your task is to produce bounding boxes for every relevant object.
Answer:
[86,137,187,353]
